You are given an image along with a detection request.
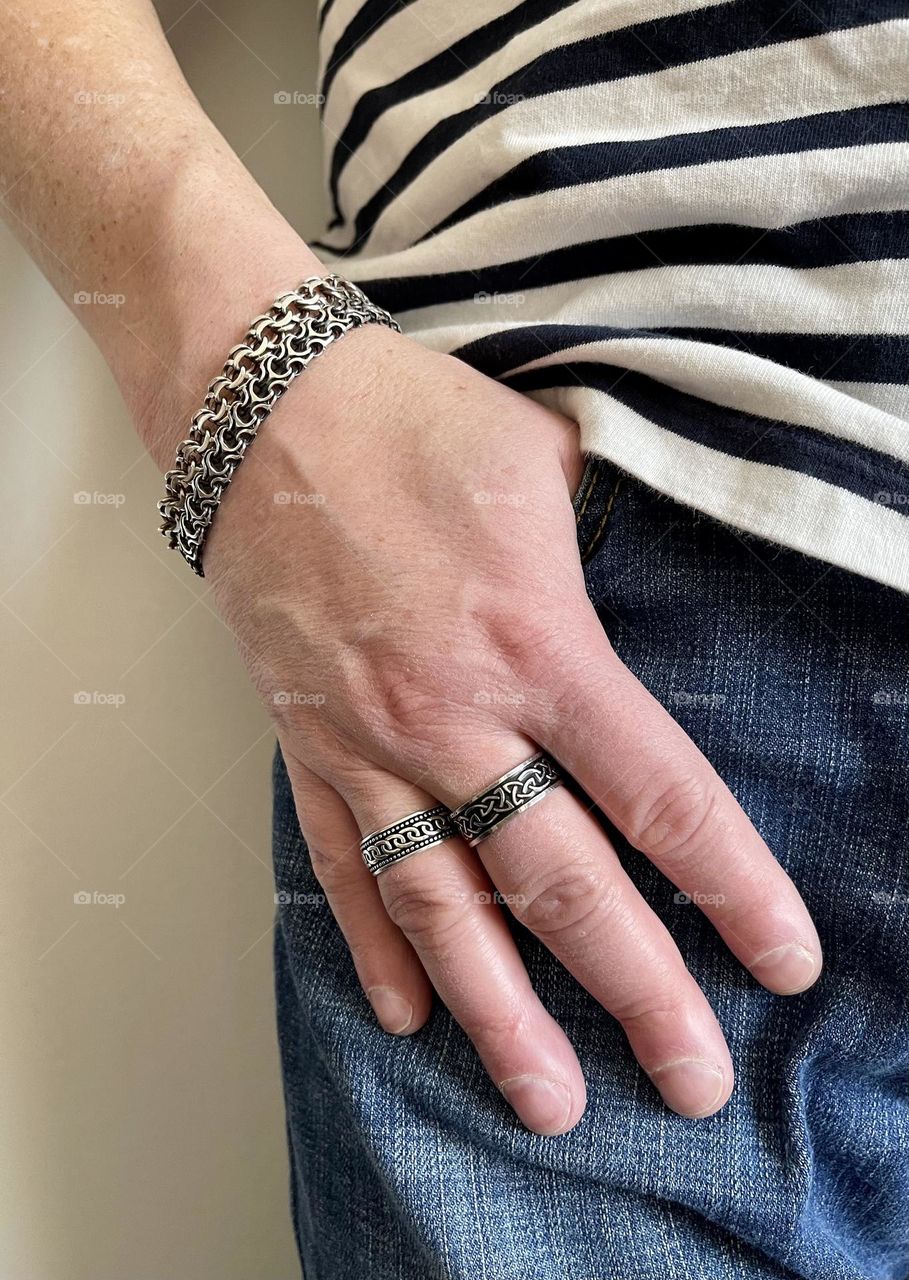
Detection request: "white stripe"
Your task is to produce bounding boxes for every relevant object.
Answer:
[421,334,909,461]
[389,258,909,338]
[826,381,909,422]
[330,17,907,243]
[332,140,909,265]
[532,382,909,593]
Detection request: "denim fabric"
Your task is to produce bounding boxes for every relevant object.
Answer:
[271,463,909,1280]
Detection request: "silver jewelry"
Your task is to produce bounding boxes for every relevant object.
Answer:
[360,805,455,876]
[158,274,399,576]
[450,752,562,846]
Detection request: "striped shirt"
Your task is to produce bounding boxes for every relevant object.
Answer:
[314,0,909,593]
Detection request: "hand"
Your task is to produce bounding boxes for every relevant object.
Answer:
[203,323,822,1135]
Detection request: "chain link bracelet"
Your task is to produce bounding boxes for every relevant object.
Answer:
[157,274,400,576]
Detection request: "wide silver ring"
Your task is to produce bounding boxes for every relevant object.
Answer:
[360,805,455,876]
[450,752,562,847]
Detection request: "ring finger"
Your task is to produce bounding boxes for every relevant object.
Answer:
[394,741,735,1118]
[337,766,588,1136]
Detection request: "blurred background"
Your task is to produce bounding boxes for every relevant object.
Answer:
[0,3,326,1275]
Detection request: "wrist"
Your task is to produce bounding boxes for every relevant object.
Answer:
[125,233,327,471]
[88,157,326,470]
[155,274,407,579]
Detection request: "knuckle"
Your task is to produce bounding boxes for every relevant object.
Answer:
[358,651,464,756]
[630,772,723,865]
[307,842,353,892]
[513,861,619,944]
[462,998,533,1048]
[486,606,573,682]
[377,667,453,737]
[381,874,474,946]
[611,991,686,1029]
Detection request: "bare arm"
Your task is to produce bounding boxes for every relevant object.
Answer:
[0,0,321,463]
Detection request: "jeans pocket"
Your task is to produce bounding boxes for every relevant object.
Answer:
[573,455,624,565]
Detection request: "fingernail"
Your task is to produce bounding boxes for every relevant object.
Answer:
[499,1075,572,1135]
[649,1058,726,1117]
[751,942,820,994]
[367,986,414,1035]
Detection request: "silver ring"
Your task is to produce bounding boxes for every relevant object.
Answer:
[450,752,562,847]
[360,805,455,876]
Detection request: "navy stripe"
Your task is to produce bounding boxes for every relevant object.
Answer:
[445,324,909,387]
[423,103,909,243]
[320,0,418,107]
[325,0,578,225]
[353,212,909,312]
[502,363,909,503]
[318,0,908,251]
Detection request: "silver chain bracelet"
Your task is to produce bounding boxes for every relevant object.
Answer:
[157,274,400,576]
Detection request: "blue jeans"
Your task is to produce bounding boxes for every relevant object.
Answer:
[271,461,909,1279]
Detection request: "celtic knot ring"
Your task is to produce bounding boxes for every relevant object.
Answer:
[450,752,562,846]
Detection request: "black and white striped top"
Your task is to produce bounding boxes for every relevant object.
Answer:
[315,0,909,592]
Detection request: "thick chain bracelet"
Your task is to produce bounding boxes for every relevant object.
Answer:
[157,274,400,576]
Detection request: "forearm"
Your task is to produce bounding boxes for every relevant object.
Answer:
[0,0,324,466]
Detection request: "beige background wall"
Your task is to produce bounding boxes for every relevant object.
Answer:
[0,4,326,1276]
